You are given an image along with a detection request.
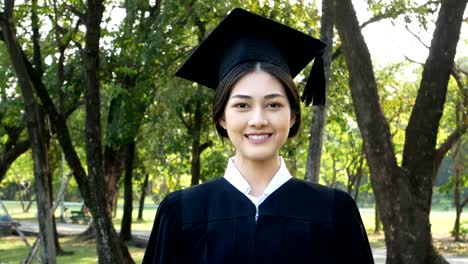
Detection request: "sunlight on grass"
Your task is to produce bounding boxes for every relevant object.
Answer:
[360,209,467,236]
[0,236,145,264]
[0,236,31,263]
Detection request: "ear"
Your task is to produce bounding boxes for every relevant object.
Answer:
[219,115,227,129]
[290,112,296,129]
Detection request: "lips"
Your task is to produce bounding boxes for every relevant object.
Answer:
[247,134,269,139]
[245,133,272,143]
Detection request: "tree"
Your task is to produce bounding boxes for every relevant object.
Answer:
[0,0,136,262]
[334,0,467,263]
[0,26,29,185]
[439,61,468,241]
[304,0,334,183]
[120,142,135,241]
[136,167,149,221]
[176,86,213,186]
[0,0,56,262]
[450,136,467,241]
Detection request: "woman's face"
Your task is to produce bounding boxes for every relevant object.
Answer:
[219,70,295,163]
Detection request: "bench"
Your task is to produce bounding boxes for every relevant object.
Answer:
[70,210,91,224]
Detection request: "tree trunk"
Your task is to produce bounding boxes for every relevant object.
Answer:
[0,3,56,262]
[374,204,381,234]
[334,0,467,263]
[82,0,134,262]
[33,112,57,264]
[452,100,466,241]
[104,144,125,217]
[113,190,119,218]
[31,0,66,254]
[190,100,202,186]
[191,138,201,186]
[329,154,337,188]
[353,158,364,203]
[304,0,334,183]
[452,140,462,241]
[48,162,68,255]
[137,172,149,221]
[120,142,135,241]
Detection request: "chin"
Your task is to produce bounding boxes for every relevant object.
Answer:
[238,150,279,162]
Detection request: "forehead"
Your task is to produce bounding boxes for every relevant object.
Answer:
[230,71,286,96]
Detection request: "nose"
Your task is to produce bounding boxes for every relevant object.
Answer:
[247,107,268,128]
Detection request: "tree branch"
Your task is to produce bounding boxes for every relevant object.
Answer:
[19,45,90,197]
[402,0,467,174]
[462,196,468,209]
[63,4,85,23]
[31,0,43,77]
[452,65,468,96]
[0,139,30,183]
[435,124,467,163]
[148,0,162,19]
[199,141,213,153]
[176,108,191,132]
[359,1,439,29]
[405,26,430,49]
[360,13,391,29]
[4,0,14,17]
[404,55,424,65]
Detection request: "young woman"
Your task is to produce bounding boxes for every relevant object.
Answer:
[143,8,374,264]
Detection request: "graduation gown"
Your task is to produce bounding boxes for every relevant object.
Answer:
[143,177,374,264]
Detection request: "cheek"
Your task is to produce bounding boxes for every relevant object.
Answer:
[222,111,241,131]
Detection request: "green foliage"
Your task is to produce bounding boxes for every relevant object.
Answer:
[0,0,466,223]
[452,221,468,240]
[366,0,438,30]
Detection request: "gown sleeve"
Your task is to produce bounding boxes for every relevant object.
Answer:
[333,190,374,264]
[142,193,181,264]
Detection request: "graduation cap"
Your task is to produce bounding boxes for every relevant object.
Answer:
[176,8,326,106]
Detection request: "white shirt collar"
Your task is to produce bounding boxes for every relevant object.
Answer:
[223,156,292,203]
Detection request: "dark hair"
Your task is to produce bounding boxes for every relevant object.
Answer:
[213,61,301,138]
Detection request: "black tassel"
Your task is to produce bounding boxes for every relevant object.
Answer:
[301,54,325,106]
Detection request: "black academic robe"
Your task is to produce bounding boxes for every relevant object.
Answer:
[143,178,374,264]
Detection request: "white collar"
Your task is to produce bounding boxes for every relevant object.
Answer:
[223,156,292,198]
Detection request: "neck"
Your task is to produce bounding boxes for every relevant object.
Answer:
[234,155,281,197]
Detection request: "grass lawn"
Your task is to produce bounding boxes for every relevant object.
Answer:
[359,209,468,235]
[360,209,468,256]
[0,236,145,264]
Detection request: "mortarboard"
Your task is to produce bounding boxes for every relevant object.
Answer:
[175,8,326,106]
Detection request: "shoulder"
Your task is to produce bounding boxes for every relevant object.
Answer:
[287,178,354,203]
[262,178,337,222]
[286,178,335,202]
[179,177,227,201]
[163,178,226,205]
[280,179,358,221]
[330,187,361,220]
[160,178,231,223]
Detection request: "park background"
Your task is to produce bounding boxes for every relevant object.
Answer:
[0,0,466,263]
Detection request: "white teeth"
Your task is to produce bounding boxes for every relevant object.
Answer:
[247,134,269,140]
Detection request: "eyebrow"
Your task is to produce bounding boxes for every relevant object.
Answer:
[230,93,286,99]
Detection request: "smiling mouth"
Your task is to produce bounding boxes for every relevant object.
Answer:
[245,134,272,141]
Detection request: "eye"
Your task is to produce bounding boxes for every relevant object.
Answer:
[266,102,283,109]
[233,102,249,109]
